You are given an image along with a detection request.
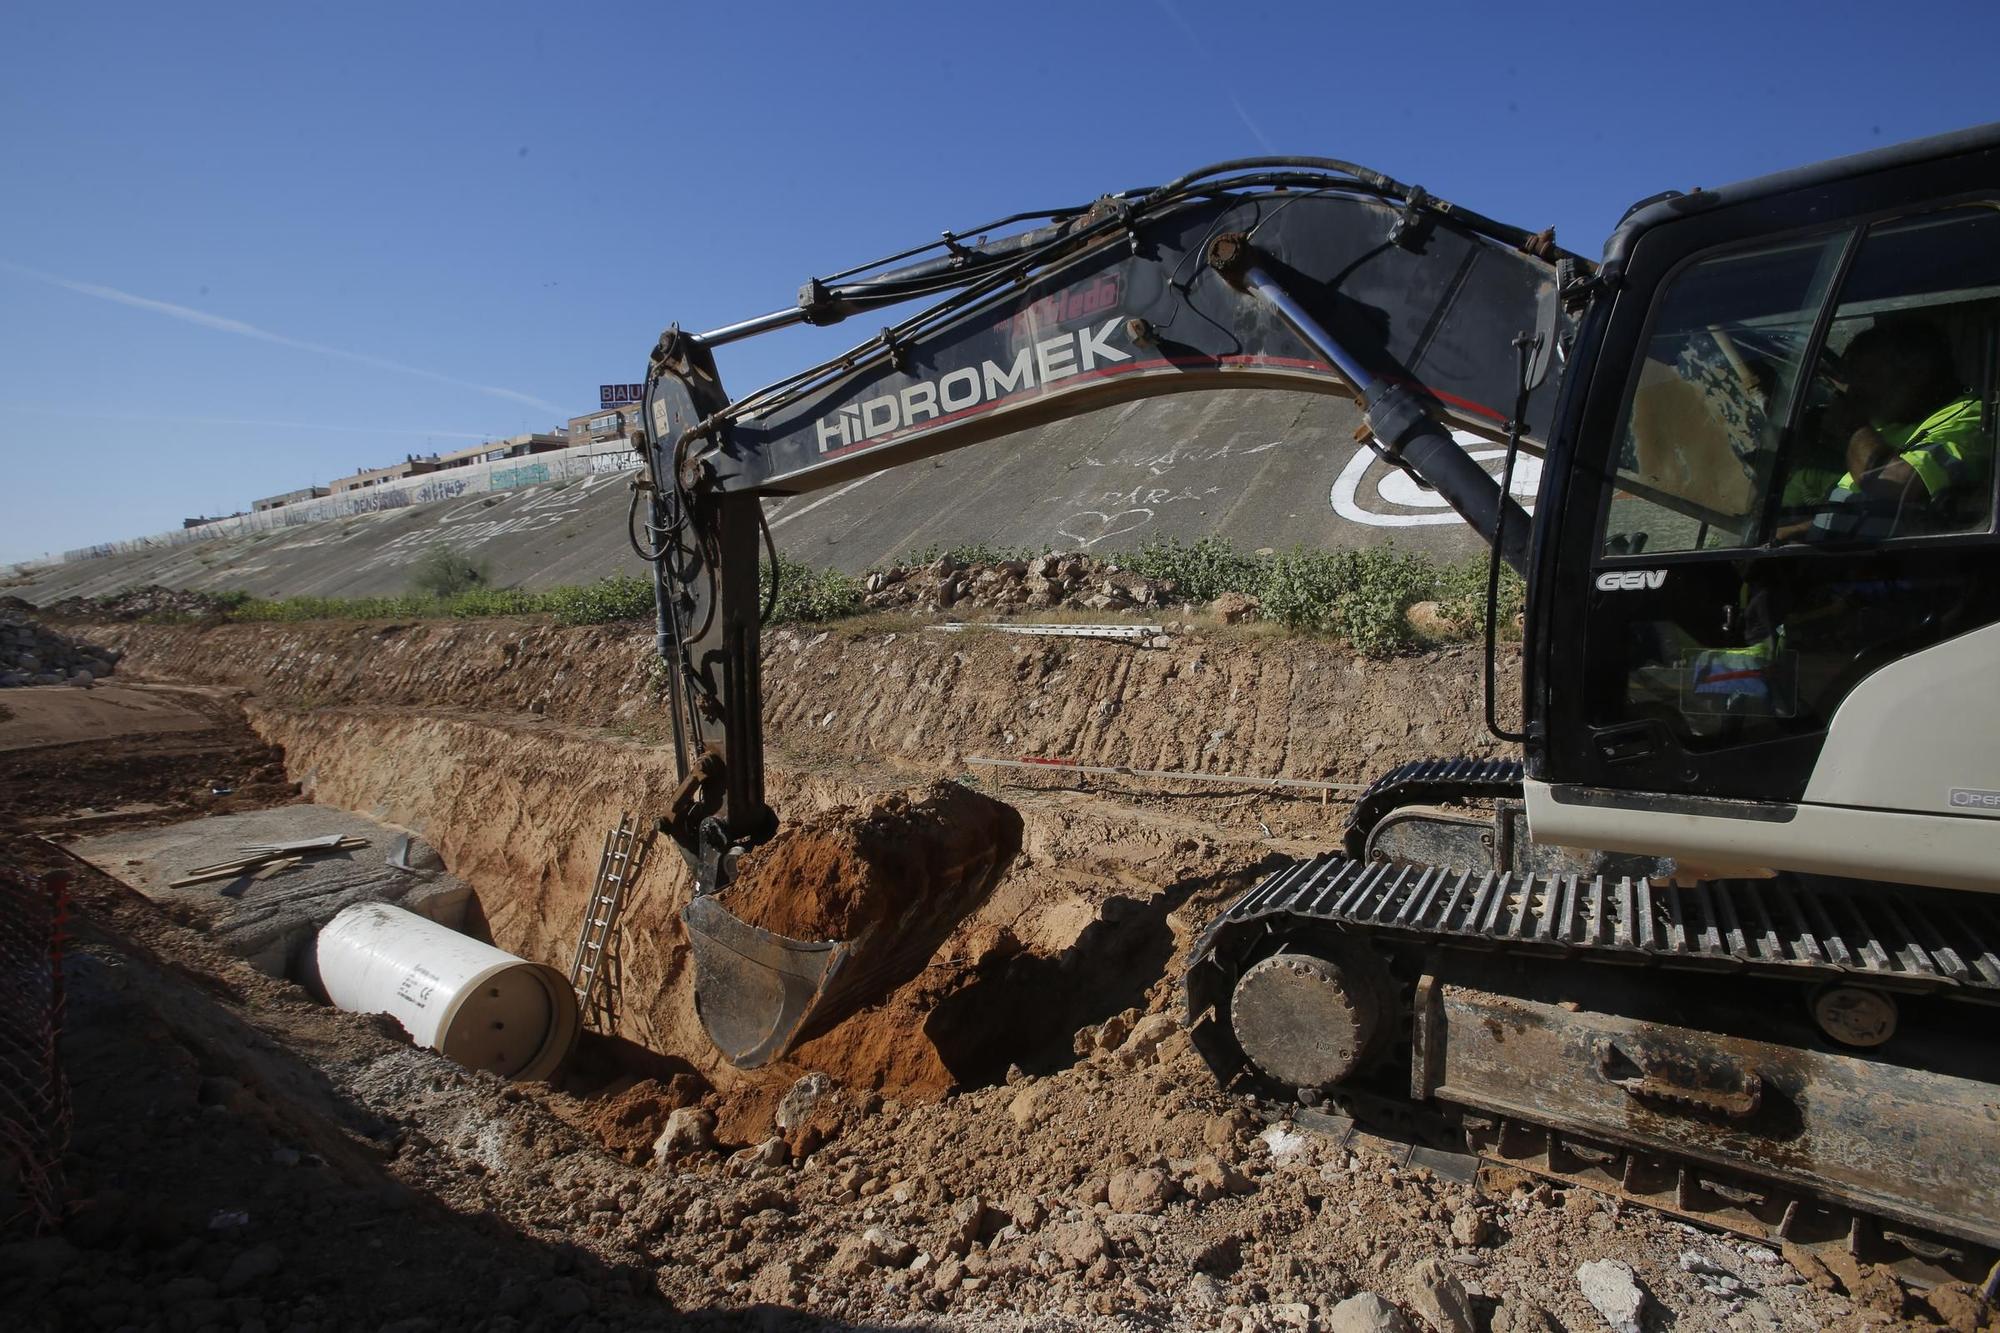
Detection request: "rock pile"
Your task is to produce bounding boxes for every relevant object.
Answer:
[860,552,1181,616]
[0,612,118,687]
[38,584,233,621]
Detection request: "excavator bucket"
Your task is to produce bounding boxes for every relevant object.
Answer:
[682,782,1022,1068]
[682,896,847,1067]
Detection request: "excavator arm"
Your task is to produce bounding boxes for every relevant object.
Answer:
[640,159,1582,879]
[635,159,1587,1066]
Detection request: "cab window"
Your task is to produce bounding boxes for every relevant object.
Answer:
[1779,203,2000,543]
[1577,202,2000,793]
[1599,232,1847,557]
[1599,203,2000,558]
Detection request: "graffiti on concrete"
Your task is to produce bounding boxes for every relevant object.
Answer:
[352,472,623,574]
[59,438,642,565]
[1029,430,1285,551]
[327,488,412,517]
[1055,509,1154,548]
[1052,481,1223,548]
[491,462,551,491]
[413,477,470,505]
[590,450,643,475]
[1128,437,1285,475]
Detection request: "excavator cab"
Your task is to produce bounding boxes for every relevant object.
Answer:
[1526,156,2000,886]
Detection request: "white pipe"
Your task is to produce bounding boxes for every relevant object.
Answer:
[315,903,579,1081]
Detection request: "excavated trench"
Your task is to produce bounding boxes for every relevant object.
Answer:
[250,702,1263,1141]
[83,616,1516,1147]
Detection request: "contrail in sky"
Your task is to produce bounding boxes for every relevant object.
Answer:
[0,403,494,439]
[1152,0,1278,153]
[0,260,564,415]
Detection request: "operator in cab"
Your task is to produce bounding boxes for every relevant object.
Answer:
[1797,321,1986,540]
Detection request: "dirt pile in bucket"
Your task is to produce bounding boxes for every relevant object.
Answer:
[719,780,1023,942]
[689,781,1026,1081]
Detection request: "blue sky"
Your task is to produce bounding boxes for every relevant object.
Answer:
[3,1,1995,564]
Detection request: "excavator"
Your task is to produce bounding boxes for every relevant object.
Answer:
[634,124,2000,1284]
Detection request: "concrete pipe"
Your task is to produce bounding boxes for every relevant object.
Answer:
[315,902,580,1081]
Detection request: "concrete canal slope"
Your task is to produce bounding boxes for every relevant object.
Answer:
[11,388,1532,602]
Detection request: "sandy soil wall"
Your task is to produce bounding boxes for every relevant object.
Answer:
[86,618,1518,783]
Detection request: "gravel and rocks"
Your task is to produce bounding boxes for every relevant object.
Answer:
[1578,1257,1649,1331]
[35,584,236,622]
[1327,1291,1416,1332]
[860,552,1184,617]
[0,612,118,688]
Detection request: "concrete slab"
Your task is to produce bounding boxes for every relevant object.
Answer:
[73,805,473,979]
[0,683,218,753]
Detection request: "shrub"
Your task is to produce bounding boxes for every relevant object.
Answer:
[444,586,542,619]
[764,554,861,623]
[1430,556,1526,639]
[230,594,425,622]
[206,533,1522,658]
[408,544,488,598]
[544,576,656,626]
[1258,548,1351,636]
[1118,535,1265,602]
[1333,546,1434,657]
[900,541,1048,568]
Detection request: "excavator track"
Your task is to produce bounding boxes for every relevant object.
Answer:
[1186,854,2000,1287]
[1341,757,1525,859]
[1194,855,2000,995]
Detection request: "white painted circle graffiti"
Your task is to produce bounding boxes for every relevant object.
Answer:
[1331,430,1540,528]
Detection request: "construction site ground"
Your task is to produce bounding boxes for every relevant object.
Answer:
[2,609,1987,1332]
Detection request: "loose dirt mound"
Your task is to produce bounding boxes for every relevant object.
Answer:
[573,1074,709,1162]
[690,782,1024,1098]
[722,781,1022,941]
[36,584,234,622]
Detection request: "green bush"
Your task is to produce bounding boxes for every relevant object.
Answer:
[444,586,542,619]
[1258,549,1352,636]
[1336,547,1433,656]
[900,541,1047,568]
[205,533,1521,658]
[1430,556,1526,638]
[408,544,488,598]
[1112,535,1516,658]
[229,594,410,622]
[544,576,656,626]
[764,554,861,623]
[1119,535,1267,602]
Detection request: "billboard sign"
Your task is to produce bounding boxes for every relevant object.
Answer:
[599,383,644,407]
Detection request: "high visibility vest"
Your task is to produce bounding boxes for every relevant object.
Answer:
[1811,396,1985,539]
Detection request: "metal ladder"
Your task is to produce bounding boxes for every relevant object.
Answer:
[568,812,648,1032]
